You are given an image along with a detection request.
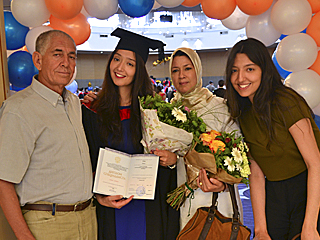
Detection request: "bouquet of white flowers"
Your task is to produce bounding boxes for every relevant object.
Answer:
[139,94,206,156]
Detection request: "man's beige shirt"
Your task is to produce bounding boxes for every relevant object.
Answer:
[0,77,93,205]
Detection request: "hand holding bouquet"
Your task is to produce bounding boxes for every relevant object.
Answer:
[167,130,250,210]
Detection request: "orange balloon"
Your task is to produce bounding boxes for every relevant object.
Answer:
[309,51,320,75]
[201,0,236,20]
[307,0,320,13]
[307,12,320,46]
[45,0,83,20]
[236,0,272,16]
[49,13,91,45]
[21,46,28,52]
[182,0,201,7]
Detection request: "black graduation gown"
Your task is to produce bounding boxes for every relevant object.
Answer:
[82,105,180,240]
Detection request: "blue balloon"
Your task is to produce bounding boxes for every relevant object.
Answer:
[66,80,78,94]
[119,0,154,18]
[7,51,38,88]
[279,34,287,41]
[4,11,29,50]
[315,115,320,130]
[272,50,291,79]
[10,85,25,92]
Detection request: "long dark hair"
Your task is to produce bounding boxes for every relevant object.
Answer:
[93,50,153,148]
[225,38,313,145]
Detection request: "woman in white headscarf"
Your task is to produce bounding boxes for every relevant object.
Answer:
[169,47,243,229]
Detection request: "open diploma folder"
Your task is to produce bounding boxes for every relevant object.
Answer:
[93,147,159,199]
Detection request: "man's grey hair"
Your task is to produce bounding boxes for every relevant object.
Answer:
[35,30,76,55]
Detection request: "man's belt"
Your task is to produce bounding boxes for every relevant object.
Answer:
[21,198,92,213]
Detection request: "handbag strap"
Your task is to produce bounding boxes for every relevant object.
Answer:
[198,184,241,240]
[198,192,218,240]
[228,184,240,220]
[198,210,215,240]
[228,184,242,240]
[211,184,241,220]
[209,184,239,218]
[210,191,219,210]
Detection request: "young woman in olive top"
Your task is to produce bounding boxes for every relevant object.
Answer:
[225,38,320,240]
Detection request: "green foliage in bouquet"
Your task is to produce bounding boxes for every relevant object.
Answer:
[140,94,207,140]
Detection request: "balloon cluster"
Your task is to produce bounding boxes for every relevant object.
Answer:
[5,0,91,90]
[270,0,320,109]
[190,0,318,109]
[194,0,320,109]
[4,0,320,108]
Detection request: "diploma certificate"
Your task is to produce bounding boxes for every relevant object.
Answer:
[93,147,159,199]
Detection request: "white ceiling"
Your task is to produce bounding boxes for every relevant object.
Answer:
[78,10,246,53]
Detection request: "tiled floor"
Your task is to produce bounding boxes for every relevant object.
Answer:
[238,183,254,239]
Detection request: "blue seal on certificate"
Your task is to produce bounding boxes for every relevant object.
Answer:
[136,186,146,196]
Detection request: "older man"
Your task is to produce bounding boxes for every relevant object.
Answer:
[0,30,97,240]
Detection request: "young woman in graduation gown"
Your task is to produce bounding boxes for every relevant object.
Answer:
[82,28,180,240]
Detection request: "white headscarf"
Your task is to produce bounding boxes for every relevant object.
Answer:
[169,47,213,110]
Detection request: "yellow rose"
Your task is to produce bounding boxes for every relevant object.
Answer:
[209,140,225,153]
[200,133,212,146]
[209,130,221,140]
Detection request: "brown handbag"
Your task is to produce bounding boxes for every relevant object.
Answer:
[176,184,251,240]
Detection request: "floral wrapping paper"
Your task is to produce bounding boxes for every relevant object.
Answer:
[140,105,193,156]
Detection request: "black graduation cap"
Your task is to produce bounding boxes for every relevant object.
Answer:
[111,28,166,63]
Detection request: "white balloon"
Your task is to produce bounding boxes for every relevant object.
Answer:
[221,6,249,30]
[277,33,317,72]
[271,0,312,35]
[152,1,162,9]
[71,66,77,83]
[80,6,92,19]
[156,0,184,8]
[313,101,320,114]
[246,1,281,47]
[84,0,119,20]
[66,67,78,86]
[284,69,320,109]
[25,26,53,55]
[11,0,50,27]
